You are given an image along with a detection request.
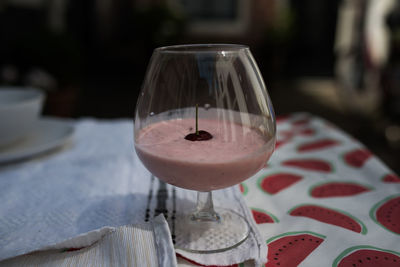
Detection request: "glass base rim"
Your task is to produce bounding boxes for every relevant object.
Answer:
[173,208,250,253]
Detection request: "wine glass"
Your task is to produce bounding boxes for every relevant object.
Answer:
[134,44,276,253]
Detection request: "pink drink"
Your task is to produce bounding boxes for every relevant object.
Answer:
[135,118,274,191]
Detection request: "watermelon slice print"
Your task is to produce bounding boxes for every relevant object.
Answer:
[276,115,290,124]
[258,173,302,194]
[239,183,248,195]
[343,149,372,168]
[370,194,400,235]
[299,128,315,136]
[251,208,279,224]
[297,139,339,152]
[266,231,325,267]
[275,139,290,149]
[333,245,400,267]
[291,117,311,126]
[282,159,332,172]
[310,181,372,198]
[289,204,367,234]
[382,173,400,183]
[279,128,315,138]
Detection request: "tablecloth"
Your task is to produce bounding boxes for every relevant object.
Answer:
[0,113,399,267]
[227,113,400,267]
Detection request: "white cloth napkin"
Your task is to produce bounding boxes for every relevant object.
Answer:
[0,118,266,266]
[0,215,176,267]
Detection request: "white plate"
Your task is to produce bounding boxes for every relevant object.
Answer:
[0,118,74,163]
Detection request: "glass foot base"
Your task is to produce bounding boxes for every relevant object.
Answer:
[174,208,249,253]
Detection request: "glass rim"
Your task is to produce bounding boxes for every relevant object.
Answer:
[154,44,249,54]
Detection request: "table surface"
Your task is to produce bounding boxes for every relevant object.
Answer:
[0,114,399,267]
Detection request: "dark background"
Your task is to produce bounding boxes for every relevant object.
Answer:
[0,0,399,172]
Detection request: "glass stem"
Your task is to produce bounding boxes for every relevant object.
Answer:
[191,191,220,222]
[195,103,199,135]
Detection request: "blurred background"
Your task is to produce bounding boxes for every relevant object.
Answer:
[0,0,399,172]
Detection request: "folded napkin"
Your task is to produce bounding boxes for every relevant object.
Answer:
[0,118,266,266]
[0,215,176,267]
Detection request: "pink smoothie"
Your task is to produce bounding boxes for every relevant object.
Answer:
[135,118,274,191]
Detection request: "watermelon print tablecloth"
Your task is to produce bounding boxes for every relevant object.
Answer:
[235,113,400,267]
[0,114,398,267]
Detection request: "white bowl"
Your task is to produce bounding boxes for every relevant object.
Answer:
[0,87,45,148]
